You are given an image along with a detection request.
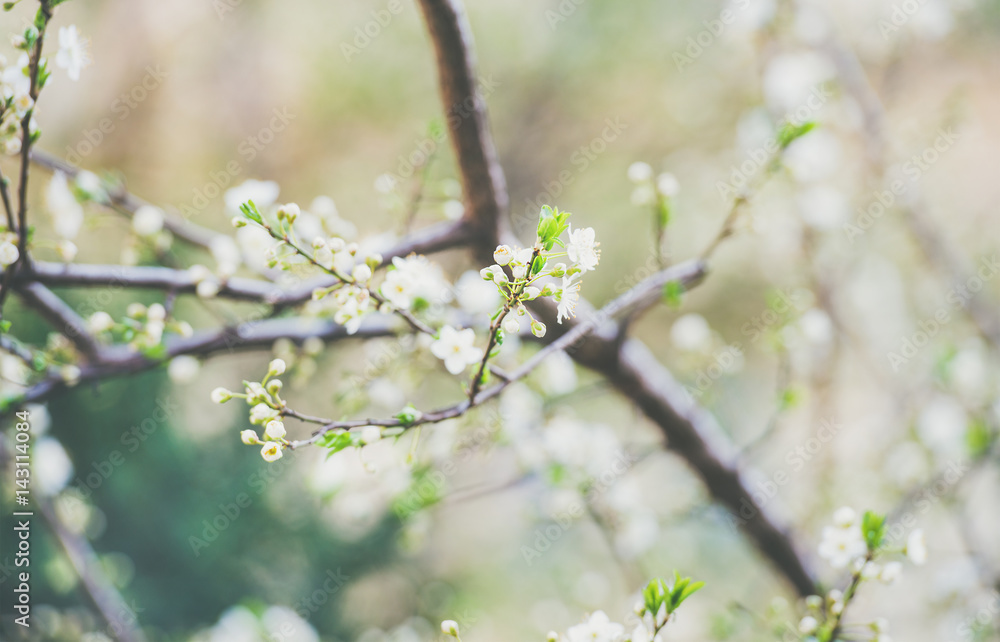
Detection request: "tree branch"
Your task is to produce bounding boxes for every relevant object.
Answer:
[415,0,817,596]
[15,281,102,360]
[9,316,399,408]
[415,0,509,246]
[38,497,148,642]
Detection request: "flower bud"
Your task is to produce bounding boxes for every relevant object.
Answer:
[352,263,372,282]
[502,316,520,334]
[480,267,494,281]
[549,263,566,278]
[211,387,232,403]
[268,358,286,376]
[87,311,115,334]
[278,203,299,223]
[266,379,283,395]
[231,216,247,228]
[361,425,382,444]
[264,420,286,440]
[440,621,459,637]
[493,244,513,266]
[241,430,261,445]
[531,320,546,338]
[522,286,541,300]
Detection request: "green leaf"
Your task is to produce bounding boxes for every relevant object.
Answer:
[239,200,264,225]
[642,573,705,617]
[0,319,11,333]
[861,510,886,552]
[966,418,992,457]
[318,431,358,459]
[777,121,816,149]
[657,199,671,228]
[394,404,421,426]
[662,281,683,308]
[141,343,168,361]
[531,255,547,275]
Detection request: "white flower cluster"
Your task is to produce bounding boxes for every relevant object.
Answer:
[627,161,679,207]
[0,230,19,267]
[548,574,704,642]
[480,206,601,332]
[213,359,289,461]
[802,506,927,639]
[817,506,925,571]
[0,24,87,156]
[0,53,33,156]
[85,303,192,353]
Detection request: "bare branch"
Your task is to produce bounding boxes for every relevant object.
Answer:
[10,316,399,407]
[822,35,1000,349]
[415,0,509,246]
[15,282,102,359]
[37,497,148,642]
[415,0,817,596]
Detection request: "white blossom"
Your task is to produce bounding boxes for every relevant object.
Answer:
[260,441,283,462]
[566,226,600,272]
[430,326,482,375]
[557,275,581,324]
[879,561,903,584]
[35,437,74,496]
[906,529,927,565]
[132,205,165,237]
[656,172,679,197]
[167,356,200,383]
[55,25,90,81]
[0,241,19,267]
[627,162,653,183]
[670,313,712,352]
[46,172,84,240]
[565,611,624,642]
[819,509,868,568]
[494,244,514,266]
[224,179,279,213]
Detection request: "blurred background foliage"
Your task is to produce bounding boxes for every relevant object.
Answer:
[2,0,1000,640]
